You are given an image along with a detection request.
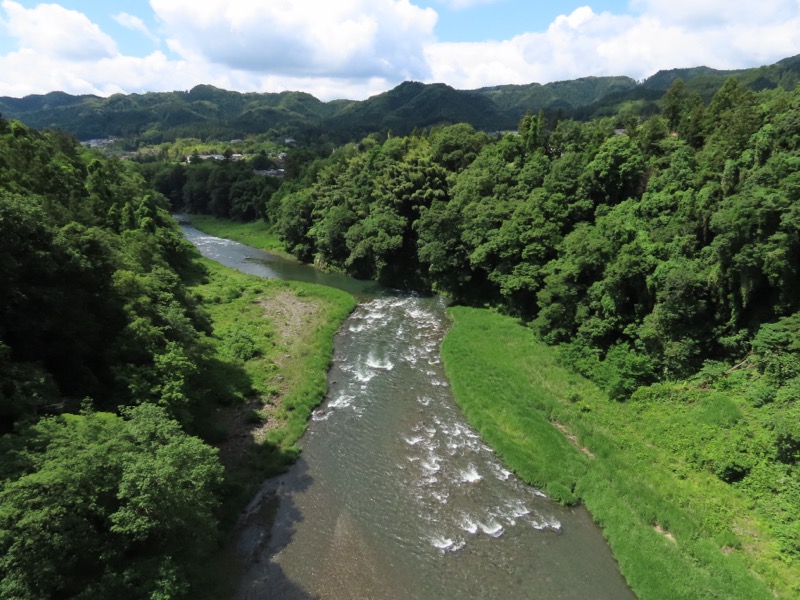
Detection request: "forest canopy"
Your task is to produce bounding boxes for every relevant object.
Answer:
[0,117,225,599]
[3,70,800,596]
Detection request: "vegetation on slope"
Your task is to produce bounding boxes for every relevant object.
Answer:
[167,74,800,595]
[2,54,798,145]
[190,259,355,499]
[237,76,798,594]
[0,116,354,598]
[443,307,798,599]
[5,55,798,597]
[270,78,800,398]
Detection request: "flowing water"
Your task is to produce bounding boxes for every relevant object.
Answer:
[183,223,635,600]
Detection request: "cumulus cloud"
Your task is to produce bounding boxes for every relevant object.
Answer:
[0,0,433,99]
[631,0,800,27]
[1,1,800,102]
[1,0,117,60]
[149,0,437,80]
[425,4,800,90]
[0,40,400,100]
[113,12,160,45]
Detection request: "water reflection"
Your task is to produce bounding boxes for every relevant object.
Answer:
[181,224,383,299]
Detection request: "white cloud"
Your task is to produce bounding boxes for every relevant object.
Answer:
[631,0,799,27]
[0,0,435,100]
[436,0,500,9]
[1,1,800,104]
[113,12,160,45]
[149,0,437,80]
[1,0,117,60]
[424,5,800,90]
[0,40,398,101]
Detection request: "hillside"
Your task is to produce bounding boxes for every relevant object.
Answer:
[1,54,798,144]
[258,74,800,598]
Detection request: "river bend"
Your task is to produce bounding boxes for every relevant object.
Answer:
[183,225,634,600]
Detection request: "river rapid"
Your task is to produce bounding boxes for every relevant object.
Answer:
[183,224,635,600]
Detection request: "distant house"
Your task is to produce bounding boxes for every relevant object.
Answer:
[254,168,285,178]
[81,138,115,148]
[186,153,226,163]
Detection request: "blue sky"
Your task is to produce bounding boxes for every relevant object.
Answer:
[1,0,799,100]
[429,0,631,42]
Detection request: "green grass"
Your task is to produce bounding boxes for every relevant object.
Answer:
[189,215,290,257]
[190,258,355,504]
[442,306,793,600]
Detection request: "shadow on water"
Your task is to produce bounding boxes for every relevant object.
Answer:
[210,457,319,600]
[237,458,318,600]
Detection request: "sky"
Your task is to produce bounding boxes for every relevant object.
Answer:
[1,0,799,101]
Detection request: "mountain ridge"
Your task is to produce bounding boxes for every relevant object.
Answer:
[1,54,798,144]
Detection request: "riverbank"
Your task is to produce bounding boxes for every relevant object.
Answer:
[191,258,355,509]
[184,220,638,598]
[441,307,793,600]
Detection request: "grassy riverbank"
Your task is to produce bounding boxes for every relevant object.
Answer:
[191,258,355,511]
[442,306,795,600]
[189,214,289,257]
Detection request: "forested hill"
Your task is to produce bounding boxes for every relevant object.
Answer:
[0,116,226,598]
[2,54,799,144]
[272,76,800,394]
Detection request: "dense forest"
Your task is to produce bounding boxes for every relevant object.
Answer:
[166,76,800,573]
[267,78,800,396]
[0,117,228,598]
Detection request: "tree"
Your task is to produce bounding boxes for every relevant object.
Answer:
[0,405,223,600]
[585,134,646,205]
[429,123,488,173]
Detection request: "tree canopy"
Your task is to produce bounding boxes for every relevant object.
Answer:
[0,119,224,599]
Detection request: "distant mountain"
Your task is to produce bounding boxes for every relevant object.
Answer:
[325,81,505,136]
[477,76,638,117]
[1,54,798,144]
[642,54,800,96]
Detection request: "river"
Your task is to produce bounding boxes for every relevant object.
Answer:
[183,224,635,600]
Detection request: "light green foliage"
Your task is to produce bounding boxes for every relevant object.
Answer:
[0,121,231,597]
[585,134,646,204]
[0,405,223,600]
[278,188,317,261]
[443,307,794,599]
[190,258,355,474]
[429,122,489,172]
[73,74,800,596]
[266,78,800,415]
[268,80,800,392]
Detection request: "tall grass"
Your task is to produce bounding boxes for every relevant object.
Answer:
[442,306,787,600]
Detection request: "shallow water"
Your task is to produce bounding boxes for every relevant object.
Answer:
[182,223,382,298]
[182,224,635,600]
